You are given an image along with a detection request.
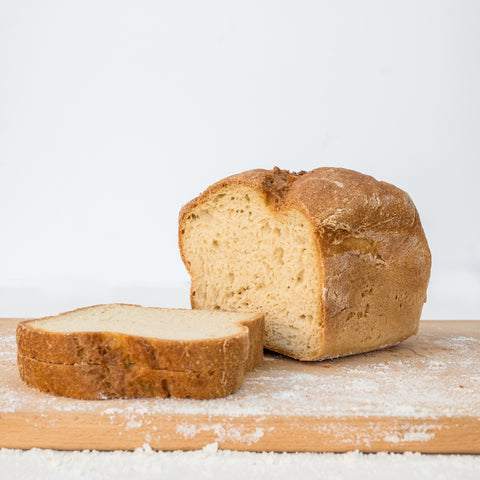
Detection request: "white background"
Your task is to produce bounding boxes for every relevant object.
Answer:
[1,0,480,318]
[1,3,480,477]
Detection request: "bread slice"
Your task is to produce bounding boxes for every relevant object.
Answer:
[16,304,264,399]
[179,167,431,361]
[18,354,245,400]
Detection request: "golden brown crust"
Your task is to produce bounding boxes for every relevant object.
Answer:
[178,167,432,361]
[16,304,264,372]
[234,314,265,371]
[17,353,245,400]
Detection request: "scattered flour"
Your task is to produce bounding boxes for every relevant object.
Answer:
[125,418,144,431]
[103,408,122,415]
[0,447,479,480]
[202,442,219,454]
[383,426,436,443]
[1,320,479,452]
[175,423,265,445]
[384,431,435,443]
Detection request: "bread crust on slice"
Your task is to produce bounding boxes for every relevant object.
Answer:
[17,304,264,372]
[17,353,245,400]
[232,313,264,371]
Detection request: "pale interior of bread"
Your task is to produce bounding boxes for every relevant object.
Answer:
[181,185,324,359]
[29,304,251,340]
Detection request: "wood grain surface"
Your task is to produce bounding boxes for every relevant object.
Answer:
[0,319,479,453]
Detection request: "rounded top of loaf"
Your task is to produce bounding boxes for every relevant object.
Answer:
[179,167,431,277]
[180,167,420,235]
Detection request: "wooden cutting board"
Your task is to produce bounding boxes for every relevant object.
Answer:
[0,319,479,453]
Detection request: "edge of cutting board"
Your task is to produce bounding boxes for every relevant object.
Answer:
[1,412,479,453]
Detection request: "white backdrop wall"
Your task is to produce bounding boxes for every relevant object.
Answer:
[1,1,479,317]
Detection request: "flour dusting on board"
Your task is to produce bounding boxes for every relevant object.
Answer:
[1,321,480,449]
[176,423,266,445]
[384,427,435,444]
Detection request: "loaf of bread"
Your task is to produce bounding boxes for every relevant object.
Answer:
[17,304,264,399]
[179,167,431,361]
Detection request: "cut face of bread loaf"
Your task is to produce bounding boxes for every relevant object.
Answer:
[16,304,264,399]
[179,167,431,361]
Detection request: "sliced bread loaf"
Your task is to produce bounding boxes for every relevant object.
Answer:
[17,304,264,399]
[179,167,431,361]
